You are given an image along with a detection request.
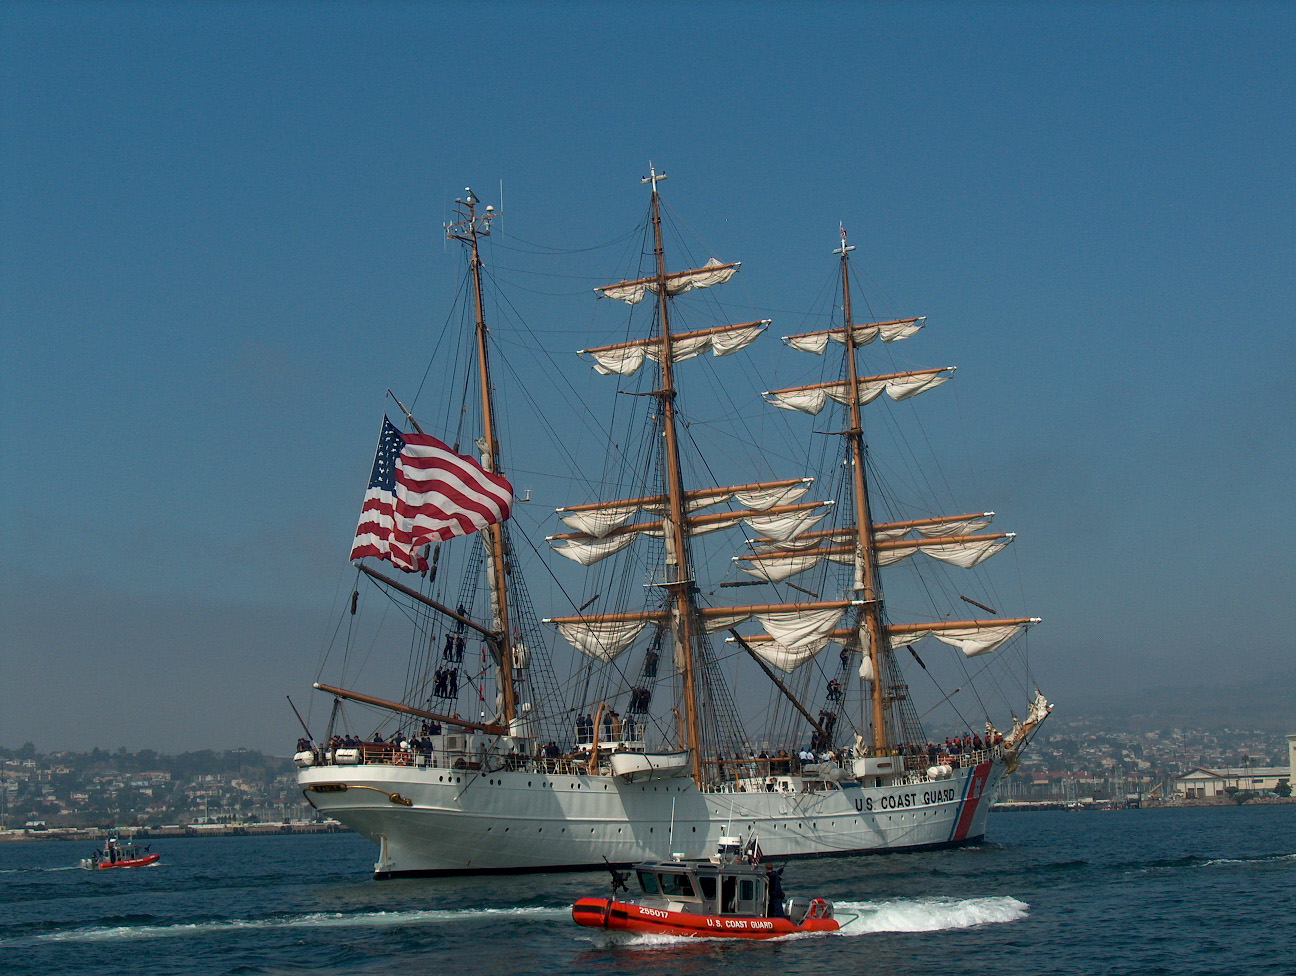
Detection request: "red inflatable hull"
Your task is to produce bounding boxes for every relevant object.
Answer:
[572,896,839,938]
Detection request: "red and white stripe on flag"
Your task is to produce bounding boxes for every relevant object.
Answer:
[350,420,514,573]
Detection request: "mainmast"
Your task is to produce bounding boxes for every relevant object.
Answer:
[643,166,705,781]
[836,227,890,753]
[446,189,517,725]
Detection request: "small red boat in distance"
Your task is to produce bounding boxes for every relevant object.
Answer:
[573,835,839,939]
[80,837,161,870]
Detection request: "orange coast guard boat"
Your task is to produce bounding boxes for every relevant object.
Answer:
[80,837,161,870]
[573,836,840,939]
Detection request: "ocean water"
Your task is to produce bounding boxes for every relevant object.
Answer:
[3,804,1293,976]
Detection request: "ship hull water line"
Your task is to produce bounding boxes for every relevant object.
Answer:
[300,759,1001,877]
[299,176,1049,879]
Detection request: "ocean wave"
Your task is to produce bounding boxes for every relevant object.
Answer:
[832,895,1029,934]
[1135,851,1296,872]
[2,904,567,947]
[1199,851,1296,868]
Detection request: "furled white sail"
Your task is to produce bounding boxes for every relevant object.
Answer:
[549,497,828,564]
[912,515,992,537]
[557,504,639,538]
[554,619,650,662]
[887,620,1037,657]
[642,480,810,516]
[642,490,727,516]
[875,533,1014,569]
[743,506,830,543]
[750,636,830,672]
[755,606,846,648]
[734,482,811,510]
[729,615,862,672]
[549,533,637,566]
[764,368,953,415]
[644,517,735,538]
[583,345,649,375]
[560,478,811,525]
[736,548,856,582]
[872,525,911,542]
[700,610,754,633]
[596,258,740,305]
[736,552,828,583]
[751,515,993,547]
[749,528,853,552]
[784,317,926,354]
[581,320,766,376]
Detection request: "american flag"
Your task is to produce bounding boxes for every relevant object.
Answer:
[350,417,514,572]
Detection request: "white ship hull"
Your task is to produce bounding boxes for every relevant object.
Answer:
[299,757,1004,878]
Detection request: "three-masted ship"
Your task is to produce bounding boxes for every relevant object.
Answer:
[296,172,1052,878]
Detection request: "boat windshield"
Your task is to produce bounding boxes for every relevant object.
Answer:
[658,872,695,897]
[637,870,660,894]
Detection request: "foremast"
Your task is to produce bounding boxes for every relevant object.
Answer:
[446,190,517,726]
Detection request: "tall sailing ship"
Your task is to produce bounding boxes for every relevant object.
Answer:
[296,171,1052,878]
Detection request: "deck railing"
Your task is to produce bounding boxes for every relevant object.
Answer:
[300,741,1005,781]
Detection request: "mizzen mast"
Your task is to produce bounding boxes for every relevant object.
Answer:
[835,226,891,753]
[446,189,518,725]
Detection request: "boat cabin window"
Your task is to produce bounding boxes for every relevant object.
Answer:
[637,870,660,895]
[698,876,717,902]
[657,872,695,898]
[716,875,766,914]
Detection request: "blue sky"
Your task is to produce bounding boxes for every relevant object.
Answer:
[2,1,1293,753]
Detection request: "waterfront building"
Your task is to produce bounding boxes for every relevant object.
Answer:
[1174,734,1294,798]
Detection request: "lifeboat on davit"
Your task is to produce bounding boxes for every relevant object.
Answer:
[572,835,839,939]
